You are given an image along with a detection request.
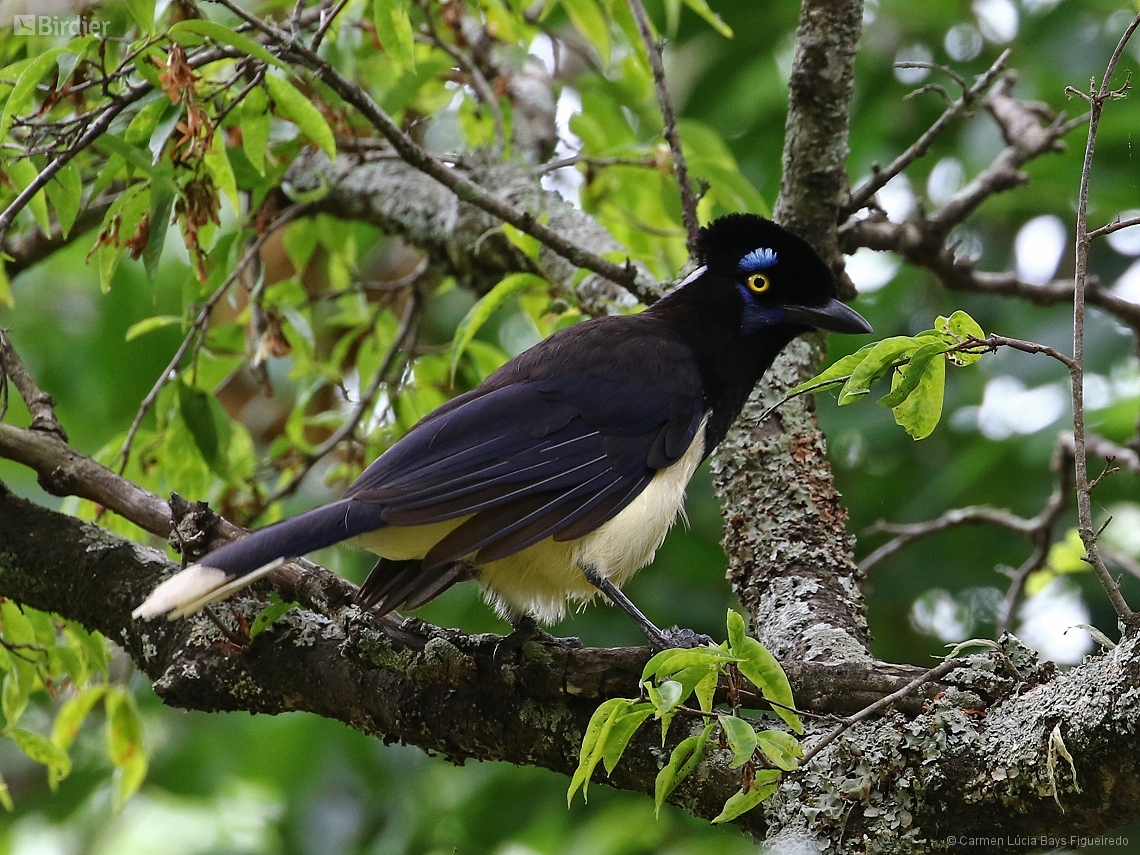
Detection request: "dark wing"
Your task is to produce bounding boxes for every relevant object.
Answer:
[346,317,705,571]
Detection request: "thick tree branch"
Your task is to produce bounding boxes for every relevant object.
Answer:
[3,483,1140,847]
[285,150,658,310]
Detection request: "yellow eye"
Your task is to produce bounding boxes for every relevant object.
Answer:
[746,272,770,294]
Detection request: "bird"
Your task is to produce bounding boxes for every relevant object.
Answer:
[133,213,871,647]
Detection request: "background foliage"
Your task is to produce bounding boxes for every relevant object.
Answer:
[2,0,1140,851]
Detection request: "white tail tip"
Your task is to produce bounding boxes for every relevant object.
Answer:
[132,558,285,620]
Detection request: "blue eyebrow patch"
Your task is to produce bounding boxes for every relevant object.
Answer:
[739,247,778,272]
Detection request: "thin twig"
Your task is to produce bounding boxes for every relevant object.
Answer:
[799,658,963,767]
[310,0,351,52]
[1069,13,1140,624]
[116,204,314,473]
[626,0,700,255]
[1089,213,1140,241]
[861,506,1038,573]
[534,154,659,174]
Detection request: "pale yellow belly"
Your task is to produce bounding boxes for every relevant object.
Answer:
[349,417,708,623]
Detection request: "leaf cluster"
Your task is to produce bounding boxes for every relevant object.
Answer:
[567,610,804,824]
[0,600,143,810]
[791,310,988,440]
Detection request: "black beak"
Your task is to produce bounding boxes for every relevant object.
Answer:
[783,298,872,334]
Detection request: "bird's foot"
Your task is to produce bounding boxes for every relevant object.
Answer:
[494,616,582,665]
[647,625,715,651]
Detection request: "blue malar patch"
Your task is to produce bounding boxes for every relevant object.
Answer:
[739,247,778,272]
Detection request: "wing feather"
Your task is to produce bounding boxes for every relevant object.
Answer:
[344,316,705,570]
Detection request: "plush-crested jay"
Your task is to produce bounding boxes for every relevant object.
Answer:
[133,213,871,645]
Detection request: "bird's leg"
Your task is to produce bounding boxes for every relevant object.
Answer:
[582,565,714,650]
[493,614,582,666]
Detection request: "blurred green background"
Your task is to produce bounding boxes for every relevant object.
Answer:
[4,0,1140,851]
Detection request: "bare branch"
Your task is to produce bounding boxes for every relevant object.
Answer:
[1068,13,1140,624]
[861,506,1040,573]
[1090,212,1140,241]
[844,50,1011,218]
[626,0,700,255]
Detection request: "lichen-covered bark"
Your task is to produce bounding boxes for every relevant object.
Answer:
[286,150,657,311]
[710,339,869,664]
[712,0,871,677]
[4,482,1140,849]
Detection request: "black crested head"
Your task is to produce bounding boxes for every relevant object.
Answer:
[689,212,872,337]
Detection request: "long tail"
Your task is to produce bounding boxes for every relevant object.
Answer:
[132,499,385,620]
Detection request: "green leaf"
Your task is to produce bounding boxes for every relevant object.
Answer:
[787,343,877,396]
[143,187,175,280]
[649,679,684,715]
[248,594,297,641]
[719,714,759,769]
[64,625,109,680]
[178,381,219,466]
[7,158,50,236]
[838,336,918,405]
[729,633,802,734]
[105,690,144,764]
[148,101,183,163]
[681,0,733,37]
[877,340,947,408]
[92,135,179,194]
[1,673,29,729]
[241,86,271,176]
[645,678,685,741]
[654,722,713,816]
[890,351,945,440]
[373,0,416,71]
[711,771,781,823]
[755,729,802,771]
[0,772,13,812]
[204,132,239,212]
[264,74,336,160]
[601,703,654,775]
[8,728,71,790]
[0,48,66,142]
[2,601,37,649]
[642,644,731,684]
[113,752,149,810]
[562,0,611,65]
[726,609,746,649]
[126,0,157,32]
[567,697,627,805]
[168,19,286,71]
[45,162,82,238]
[126,315,182,342]
[502,222,543,262]
[52,685,109,751]
[1045,528,1088,575]
[693,666,719,714]
[936,310,986,366]
[450,273,547,382]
